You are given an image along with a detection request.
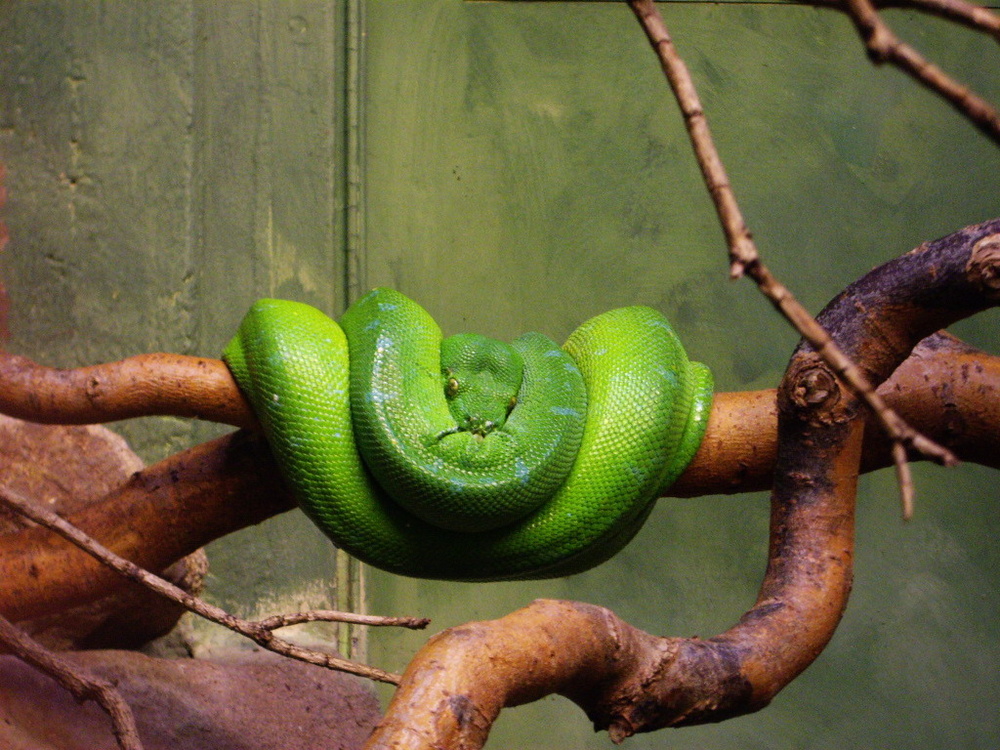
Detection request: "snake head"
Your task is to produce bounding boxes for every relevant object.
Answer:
[440,333,523,438]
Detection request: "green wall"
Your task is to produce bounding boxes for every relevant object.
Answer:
[2,1,999,747]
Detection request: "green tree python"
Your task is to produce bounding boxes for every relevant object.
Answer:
[223,288,713,581]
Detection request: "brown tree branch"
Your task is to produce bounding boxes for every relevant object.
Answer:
[361,220,1000,748]
[0,352,257,429]
[0,484,426,685]
[1,326,998,620]
[0,429,292,624]
[840,0,1000,142]
[672,331,1000,497]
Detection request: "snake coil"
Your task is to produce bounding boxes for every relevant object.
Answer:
[224,288,713,581]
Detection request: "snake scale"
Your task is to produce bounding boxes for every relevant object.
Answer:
[223,288,713,581]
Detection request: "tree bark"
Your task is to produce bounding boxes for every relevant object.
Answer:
[0,430,292,624]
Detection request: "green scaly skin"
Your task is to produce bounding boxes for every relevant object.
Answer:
[339,290,587,534]
[223,288,713,582]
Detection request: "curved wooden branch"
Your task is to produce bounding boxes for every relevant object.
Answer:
[361,220,1000,748]
[1,330,998,620]
[366,407,865,746]
[672,331,1000,498]
[0,353,257,429]
[0,430,293,623]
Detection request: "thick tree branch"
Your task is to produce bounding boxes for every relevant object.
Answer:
[0,429,292,623]
[362,220,1000,748]
[1,326,998,619]
[671,331,1000,497]
[0,353,256,429]
[0,484,425,685]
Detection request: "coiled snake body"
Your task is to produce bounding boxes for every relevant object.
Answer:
[224,288,713,581]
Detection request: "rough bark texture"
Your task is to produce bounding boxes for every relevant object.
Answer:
[0,428,293,624]
[0,415,206,650]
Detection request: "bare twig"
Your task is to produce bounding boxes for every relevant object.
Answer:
[255,610,430,631]
[841,0,1000,143]
[627,0,957,518]
[0,614,142,750]
[807,0,1000,40]
[0,486,427,686]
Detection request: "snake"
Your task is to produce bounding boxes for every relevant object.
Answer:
[223,287,713,581]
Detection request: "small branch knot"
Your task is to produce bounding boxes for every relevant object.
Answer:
[790,364,841,411]
[967,233,1000,298]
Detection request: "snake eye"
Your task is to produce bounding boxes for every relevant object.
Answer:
[445,377,460,398]
[507,395,517,414]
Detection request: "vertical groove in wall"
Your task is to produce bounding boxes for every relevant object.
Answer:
[337,0,368,662]
[344,0,367,305]
[252,3,273,297]
[181,0,197,361]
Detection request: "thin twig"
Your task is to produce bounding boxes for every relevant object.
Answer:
[841,0,1000,143]
[627,0,958,520]
[0,487,427,685]
[0,614,143,750]
[255,610,430,630]
[891,0,1000,38]
[808,0,1000,40]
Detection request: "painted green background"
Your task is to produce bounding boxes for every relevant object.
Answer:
[1,1,999,747]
